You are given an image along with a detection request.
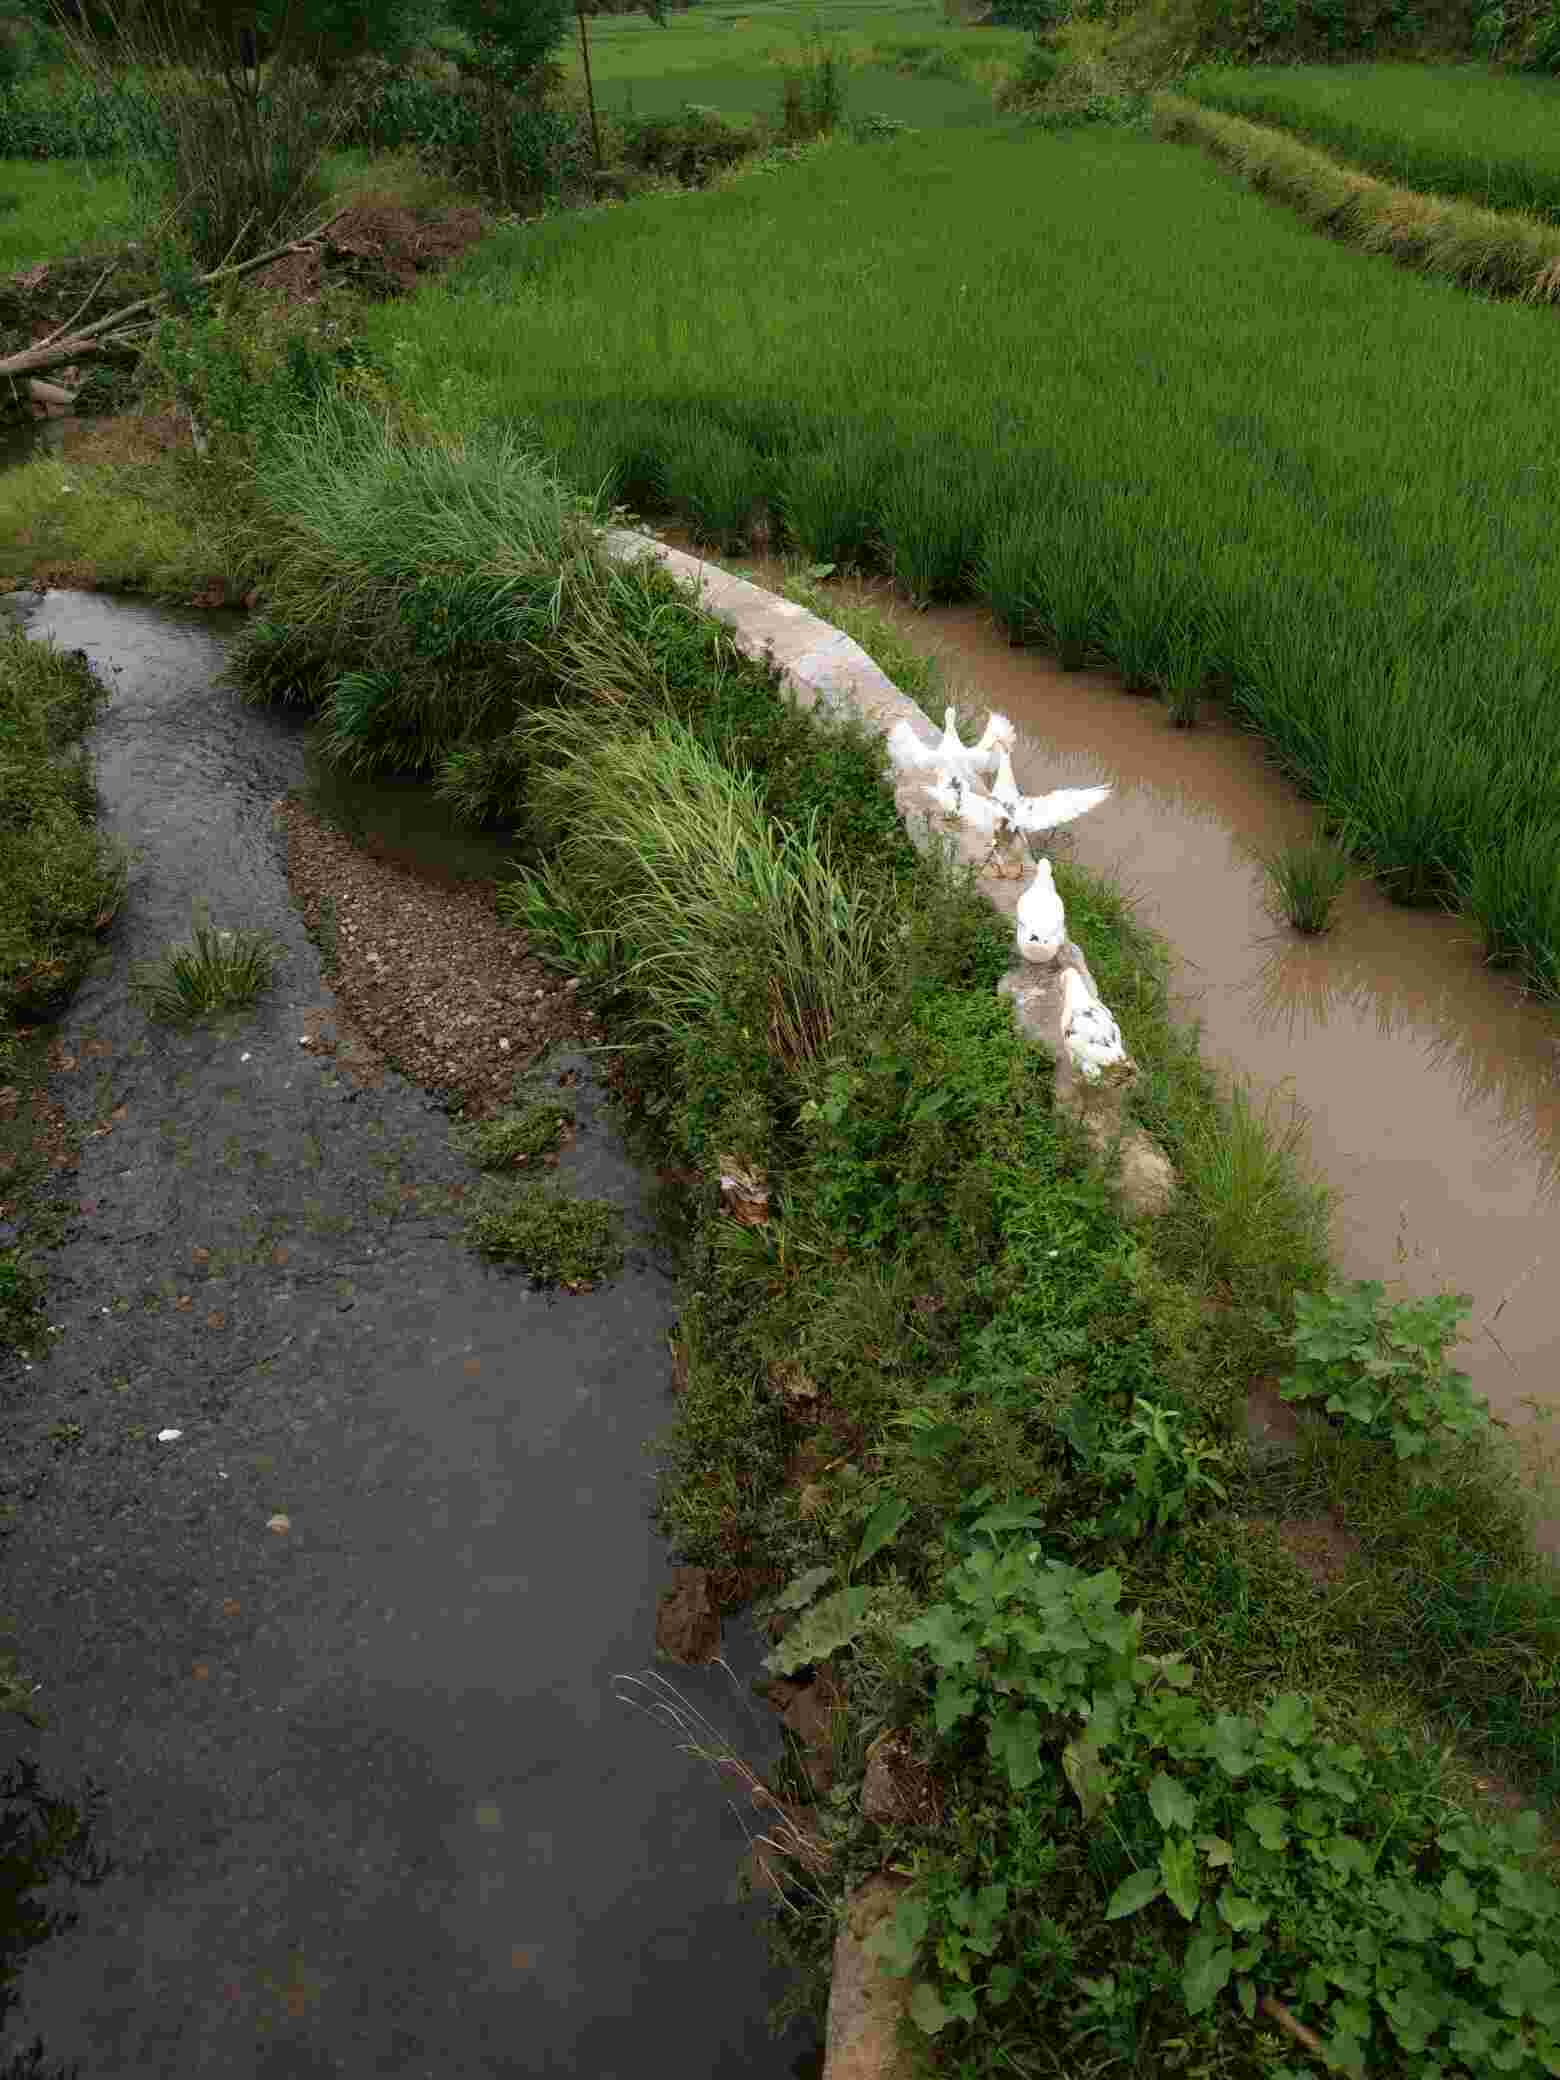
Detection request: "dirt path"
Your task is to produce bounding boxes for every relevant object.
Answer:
[0,591,806,2077]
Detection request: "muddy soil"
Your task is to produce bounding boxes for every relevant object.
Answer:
[0,591,808,2076]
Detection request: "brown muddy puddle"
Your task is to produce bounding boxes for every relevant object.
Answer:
[712,549,1560,1541]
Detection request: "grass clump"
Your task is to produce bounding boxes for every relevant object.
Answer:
[453,1097,573,1168]
[130,913,282,1024]
[464,1181,623,1287]
[0,631,123,1032]
[1259,834,1351,934]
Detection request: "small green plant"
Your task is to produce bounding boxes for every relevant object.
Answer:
[1277,1280,1494,1458]
[465,1182,623,1287]
[1260,837,1351,935]
[453,1099,574,1169]
[1094,1397,1230,1543]
[0,1252,43,1360]
[131,915,282,1023]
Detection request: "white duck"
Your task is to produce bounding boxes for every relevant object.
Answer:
[1061,967,1130,1082]
[1015,857,1067,965]
[928,766,1006,837]
[1010,782,1113,841]
[889,708,1016,786]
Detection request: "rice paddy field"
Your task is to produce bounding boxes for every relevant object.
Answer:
[561,0,1025,118]
[365,121,1560,994]
[1181,59,1560,219]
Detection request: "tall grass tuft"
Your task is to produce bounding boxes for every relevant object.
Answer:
[1260,837,1351,935]
[1171,1079,1331,1303]
[131,914,281,1023]
[227,405,601,791]
[504,712,892,1073]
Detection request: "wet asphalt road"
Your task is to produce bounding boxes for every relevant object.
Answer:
[0,593,807,2077]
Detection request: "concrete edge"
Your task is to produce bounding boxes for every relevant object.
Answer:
[602,527,1175,1226]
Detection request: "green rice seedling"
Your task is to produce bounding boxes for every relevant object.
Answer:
[1260,836,1351,934]
[876,446,986,603]
[778,439,884,568]
[659,419,770,552]
[453,1099,574,1169]
[1463,812,1560,986]
[465,1182,623,1286]
[1180,61,1560,222]
[364,122,1560,995]
[131,914,283,1024]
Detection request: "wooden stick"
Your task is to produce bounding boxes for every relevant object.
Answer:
[1260,1995,1328,2059]
[0,208,350,384]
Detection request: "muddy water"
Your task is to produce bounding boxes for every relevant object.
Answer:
[863,593,1560,1527]
[0,590,811,2076]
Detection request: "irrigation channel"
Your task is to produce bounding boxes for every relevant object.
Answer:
[0,586,817,2077]
[769,568,1560,1549]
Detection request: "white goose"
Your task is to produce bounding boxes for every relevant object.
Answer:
[1061,967,1129,1082]
[1015,857,1067,965]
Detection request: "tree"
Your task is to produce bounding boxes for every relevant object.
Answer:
[570,0,666,169]
[444,0,574,88]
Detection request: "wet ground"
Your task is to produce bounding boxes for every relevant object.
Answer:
[0,592,810,2076]
[853,590,1560,1532]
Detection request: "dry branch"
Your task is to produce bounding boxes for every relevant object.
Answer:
[0,207,351,386]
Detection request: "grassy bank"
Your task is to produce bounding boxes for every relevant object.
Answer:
[1180,59,1560,218]
[1153,90,1560,300]
[360,122,1560,1002]
[0,630,122,1360]
[209,386,1560,2075]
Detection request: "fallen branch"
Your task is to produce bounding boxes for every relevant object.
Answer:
[0,206,351,386]
[1260,1995,1328,2059]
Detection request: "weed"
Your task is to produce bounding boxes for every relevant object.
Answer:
[131,914,282,1024]
[452,1098,574,1168]
[464,1181,623,1286]
[1277,1280,1494,1458]
[1259,835,1351,934]
[1168,1080,1330,1306]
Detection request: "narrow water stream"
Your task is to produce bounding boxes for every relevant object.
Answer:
[847,588,1560,1545]
[0,589,811,2076]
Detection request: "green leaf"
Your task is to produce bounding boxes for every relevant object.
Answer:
[1244,1801,1290,1853]
[1149,1771,1198,1833]
[764,1585,872,1675]
[854,1495,911,1574]
[869,1896,929,1976]
[1217,1888,1267,1933]
[1160,1835,1202,1922]
[1263,1694,1314,1746]
[988,1705,1043,1790]
[1105,1867,1164,1921]
[1182,1924,1233,2015]
[1063,1736,1112,1821]
[1210,1713,1257,1778]
[772,1563,835,1614]
[908,1981,954,2035]
[1197,1834,1235,1869]
[933,1678,978,1733]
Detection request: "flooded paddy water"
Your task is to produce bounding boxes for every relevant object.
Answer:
[838,584,1560,1545]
